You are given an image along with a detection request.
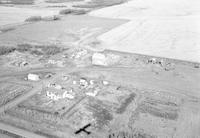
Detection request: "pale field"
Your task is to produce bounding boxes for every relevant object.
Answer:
[0,15,126,46]
[90,0,200,63]
[0,6,59,26]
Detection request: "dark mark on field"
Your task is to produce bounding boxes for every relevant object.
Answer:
[86,99,113,129]
[139,102,178,120]
[116,93,136,114]
[108,130,157,138]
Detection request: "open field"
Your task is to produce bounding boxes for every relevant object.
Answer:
[0,15,126,46]
[90,0,200,63]
[0,0,126,27]
[0,0,199,138]
[0,6,59,26]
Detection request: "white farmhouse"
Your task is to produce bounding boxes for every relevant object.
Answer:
[27,73,40,81]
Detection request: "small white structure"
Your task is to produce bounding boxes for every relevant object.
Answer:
[102,80,109,85]
[92,53,107,66]
[76,49,88,59]
[85,88,100,97]
[48,60,56,64]
[47,83,63,90]
[27,73,40,81]
[48,60,64,67]
[46,91,60,101]
[46,88,75,101]
[92,53,120,66]
[148,58,157,64]
[73,81,77,85]
[54,84,63,90]
[71,49,88,59]
[63,90,74,99]
[89,80,95,85]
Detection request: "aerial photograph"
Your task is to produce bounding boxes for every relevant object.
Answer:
[0,0,200,138]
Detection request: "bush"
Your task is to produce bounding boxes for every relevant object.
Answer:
[71,9,88,15]
[59,9,72,15]
[30,50,43,55]
[0,46,16,55]
[42,15,61,21]
[17,44,32,52]
[25,16,42,22]
[42,46,62,55]
[16,43,63,56]
[59,9,87,15]
[73,0,127,9]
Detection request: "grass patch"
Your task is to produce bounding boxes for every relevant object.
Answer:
[42,15,61,21]
[73,0,127,9]
[139,102,178,120]
[0,43,65,56]
[17,43,64,56]
[0,27,15,33]
[41,46,63,55]
[0,0,34,5]
[17,44,32,52]
[25,16,42,22]
[59,8,88,15]
[46,0,83,3]
[0,46,16,55]
[87,99,113,129]
[30,50,43,55]
[0,129,23,138]
[59,9,72,15]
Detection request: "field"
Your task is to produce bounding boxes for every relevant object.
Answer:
[0,0,34,5]
[0,52,199,137]
[90,0,200,63]
[0,6,59,26]
[0,15,126,46]
[0,82,32,107]
[0,0,200,138]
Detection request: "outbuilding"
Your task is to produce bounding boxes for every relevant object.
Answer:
[27,73,40,81]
